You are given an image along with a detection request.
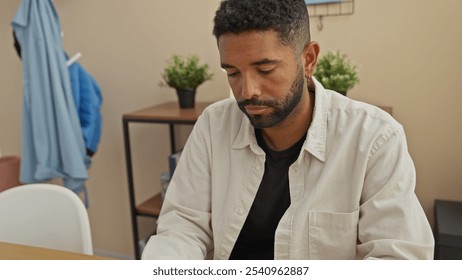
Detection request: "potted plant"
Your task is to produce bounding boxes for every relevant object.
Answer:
[161,54,213,108]
[314,50,359,96]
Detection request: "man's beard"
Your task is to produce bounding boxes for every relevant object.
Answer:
[237,66,305,129]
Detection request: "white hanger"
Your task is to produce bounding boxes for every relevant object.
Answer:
[66,52,82,67]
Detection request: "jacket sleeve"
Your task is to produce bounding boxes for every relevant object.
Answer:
[357,124,435,259]
[142,112,213,260]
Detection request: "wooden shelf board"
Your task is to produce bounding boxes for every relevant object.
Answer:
[136,193,163,217]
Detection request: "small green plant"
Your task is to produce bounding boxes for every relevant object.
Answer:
[161,55,213,90]
[314,51,359,94]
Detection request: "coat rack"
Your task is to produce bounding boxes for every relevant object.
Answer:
[306,0,355,31]
[66,52,82,67]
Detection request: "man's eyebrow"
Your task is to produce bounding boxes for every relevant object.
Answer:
[251,58,282,66]
[221,59,282,69]
[221,63,236,69]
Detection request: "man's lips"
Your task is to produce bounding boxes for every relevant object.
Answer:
[238,99,278,115]
[244,105,270,115]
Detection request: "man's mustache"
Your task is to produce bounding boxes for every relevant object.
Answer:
[237,98,279,108]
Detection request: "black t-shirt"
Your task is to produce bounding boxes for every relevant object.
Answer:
[229,129,306,260]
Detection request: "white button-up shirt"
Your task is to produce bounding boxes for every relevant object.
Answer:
[142,80,434,260]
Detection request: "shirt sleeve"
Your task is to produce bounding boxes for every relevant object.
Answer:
[142,112,213,260]
[357,124,435,259]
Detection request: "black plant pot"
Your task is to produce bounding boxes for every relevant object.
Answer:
[175,88,196,108]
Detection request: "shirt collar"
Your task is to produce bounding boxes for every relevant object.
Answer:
[232,77,328,162]
[232,112,265,155]
[304,77,327,162]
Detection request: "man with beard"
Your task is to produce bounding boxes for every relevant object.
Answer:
[142,0,434,260]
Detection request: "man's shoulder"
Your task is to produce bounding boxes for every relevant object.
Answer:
[327,91,399,128]
[321,91,405,147]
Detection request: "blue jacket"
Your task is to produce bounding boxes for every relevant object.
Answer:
[68,61,102,156]
[12,0,90,195]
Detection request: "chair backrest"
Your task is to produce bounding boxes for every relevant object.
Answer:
[0,184,93,255]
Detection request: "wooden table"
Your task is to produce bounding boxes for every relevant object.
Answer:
[122,101,213,259]
[0,242,110,260]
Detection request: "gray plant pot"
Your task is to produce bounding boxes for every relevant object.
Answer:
[176,88,196,108]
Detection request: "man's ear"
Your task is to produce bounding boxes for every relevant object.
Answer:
[301,41,320,78]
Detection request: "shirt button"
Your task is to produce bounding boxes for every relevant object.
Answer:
[220,250,226,256]
[237,208,245,216]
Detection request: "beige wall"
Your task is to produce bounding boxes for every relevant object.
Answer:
[1,0,461,258]
[309,0,462,222]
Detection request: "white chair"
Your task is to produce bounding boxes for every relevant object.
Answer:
[0,183,93,255]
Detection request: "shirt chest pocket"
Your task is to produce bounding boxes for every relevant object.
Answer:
[308,209,359,259]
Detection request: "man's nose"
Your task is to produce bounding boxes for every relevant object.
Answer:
[240,74,261,100]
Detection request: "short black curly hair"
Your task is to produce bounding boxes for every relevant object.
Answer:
[213,0,310,54]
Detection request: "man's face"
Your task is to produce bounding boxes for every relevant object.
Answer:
[218,30,307,129]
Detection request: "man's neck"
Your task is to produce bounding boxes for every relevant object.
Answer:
[261,91,314,151]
